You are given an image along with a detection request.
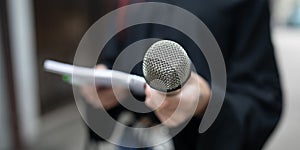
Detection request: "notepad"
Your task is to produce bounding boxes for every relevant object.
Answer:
[43,60,146,95]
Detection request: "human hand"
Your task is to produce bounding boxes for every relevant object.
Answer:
[80,64,128,110]
[144,72,211,127]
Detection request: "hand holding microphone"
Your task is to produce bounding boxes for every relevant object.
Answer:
[80,40,211,127]
[142,40,211,127]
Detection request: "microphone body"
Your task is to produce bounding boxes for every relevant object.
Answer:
[142,40,191,93]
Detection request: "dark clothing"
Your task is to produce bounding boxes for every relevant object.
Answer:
[90,0,282,149]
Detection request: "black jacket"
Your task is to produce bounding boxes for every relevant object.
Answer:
[89,0,282,149]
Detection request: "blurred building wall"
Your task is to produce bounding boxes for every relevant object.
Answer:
[7,0,40,146]
[273,0,299,24]
[34,0,113,114]
[35,0,90,114]
[0,19,12,150]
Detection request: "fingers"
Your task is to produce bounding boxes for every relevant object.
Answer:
[144,72,206,127]
[81,85,125,109]
[80,85,102,108]
[95,64,107,70]
[98,88,122,110]
[80,64,124,109]
[81,84,129,110]
[145,85,180,111]
[145,85,183,126]
[145,85,166,110]
[155,111,182,127]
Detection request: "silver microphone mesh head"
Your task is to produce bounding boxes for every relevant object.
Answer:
[142,40,191,92]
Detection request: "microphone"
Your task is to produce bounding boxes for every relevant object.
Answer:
[138,40,192,123]
[142,40,191,93]
[44,40,192,99]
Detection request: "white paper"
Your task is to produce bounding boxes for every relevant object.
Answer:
[43,60,146,95]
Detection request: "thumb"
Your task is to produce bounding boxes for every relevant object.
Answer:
[144,85,166,110]
[95,64,107,70]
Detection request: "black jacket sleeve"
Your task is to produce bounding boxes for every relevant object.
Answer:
[196,0,282,150]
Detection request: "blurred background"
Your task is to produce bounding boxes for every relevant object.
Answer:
[0,0,299,149]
